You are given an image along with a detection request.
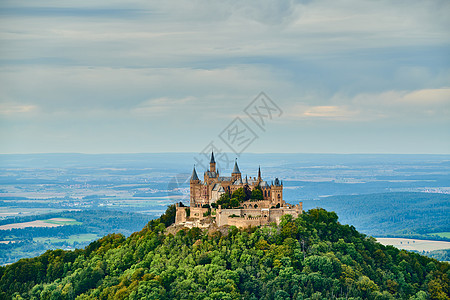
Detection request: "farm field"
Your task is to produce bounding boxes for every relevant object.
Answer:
[0,218,81,230]
[34,233,99,244]
[42,218,82,225]
[429,232,450,239]
[0,207,75,219]
[376,237,450,252]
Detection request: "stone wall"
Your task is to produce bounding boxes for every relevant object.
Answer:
[175,204,187,224]
[177,202,303,228]
[190,206,209,219]
[216,205,302,227]
[240,200,271,209]
[175,204,210,225]
[227,216,269,227]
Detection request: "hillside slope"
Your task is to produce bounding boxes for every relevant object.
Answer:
[0,207,449,300]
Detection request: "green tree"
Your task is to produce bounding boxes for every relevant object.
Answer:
[1,208,449,300]
[217,193,231,208]
[251,185,264,200]
[159,204,176,227]
[231,188,246,202]
[230,198,240,208]
[243,185,252,200]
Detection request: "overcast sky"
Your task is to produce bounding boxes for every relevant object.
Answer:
[0,0,449,154]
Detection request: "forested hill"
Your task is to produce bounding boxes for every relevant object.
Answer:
[1,207,449,300]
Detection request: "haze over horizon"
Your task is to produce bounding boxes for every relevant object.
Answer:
[1,0,449,155]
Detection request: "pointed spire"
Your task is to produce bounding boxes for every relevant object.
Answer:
[258,165,261,180]
[232,158,240,174]
[245,175,248,184]
[191,165,199,181]
[210,151,215,164]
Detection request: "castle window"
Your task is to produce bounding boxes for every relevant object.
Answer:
[254,204,258,209]
[268,191,270,197]
[264,190,267,197]
[277,194,280,200]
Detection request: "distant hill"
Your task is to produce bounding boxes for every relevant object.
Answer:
[0,207,449,299]
[303,192,450,240]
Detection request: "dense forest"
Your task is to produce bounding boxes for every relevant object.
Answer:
[0,206,449,300]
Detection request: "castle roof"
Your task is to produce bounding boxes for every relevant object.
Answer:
[212,183,226,193]
[191,167,199,181]
[232,160,241,174]
[210,151,215,164]
[218,176,232,182]
[233,177,243,185]
[205,171,218,178]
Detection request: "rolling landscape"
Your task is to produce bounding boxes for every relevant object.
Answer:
[1,0,449,299]
[0,153,449,265]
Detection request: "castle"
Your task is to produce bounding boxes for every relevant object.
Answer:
[175,152,302,228]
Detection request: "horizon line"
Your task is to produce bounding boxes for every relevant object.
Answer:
[1,152,449,156]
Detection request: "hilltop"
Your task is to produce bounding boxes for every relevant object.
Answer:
[0,206,449,299]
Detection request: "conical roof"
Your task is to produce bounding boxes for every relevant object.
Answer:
[210,151,215,164]
[232,159,240,174]
[191,166,199,181]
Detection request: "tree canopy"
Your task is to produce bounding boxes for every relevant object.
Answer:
[251,185,264,200]
[0,207,449,300]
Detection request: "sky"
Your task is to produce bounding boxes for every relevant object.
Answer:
[0,0,449,154]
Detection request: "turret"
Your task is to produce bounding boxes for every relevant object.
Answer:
[190,166,200,182]
[257,165,262,182]
[231,159,241,180]
[210,151,216,172]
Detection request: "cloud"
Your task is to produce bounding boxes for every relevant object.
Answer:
[0,103,38,115]
[1,0,449,68]
[132,96,196,116]
[287,88,450,122]
[0,0,449,153]
[298,105,359,120]
[350,88,450,114]
[401,88,450,105]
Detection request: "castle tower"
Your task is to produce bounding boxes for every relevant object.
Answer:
[210,151,216,172]
[271,177,284,207]
[231,159,242,180]
[190,166,202,206]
